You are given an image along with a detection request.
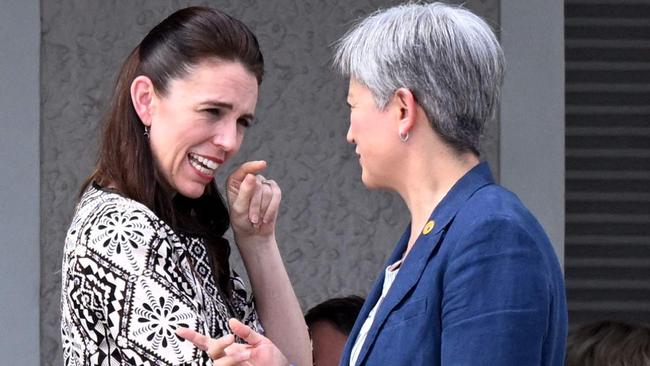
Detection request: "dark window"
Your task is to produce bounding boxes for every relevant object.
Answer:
[565,0,650,326]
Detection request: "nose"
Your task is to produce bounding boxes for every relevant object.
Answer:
[211,119,239,152]
[346,124,355,145]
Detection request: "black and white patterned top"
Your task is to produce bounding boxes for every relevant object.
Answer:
[61,185,262,366]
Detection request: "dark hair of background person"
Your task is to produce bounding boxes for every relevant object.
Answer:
[305,295,365,335]
[566,320,650,366]
[80,6,264,298]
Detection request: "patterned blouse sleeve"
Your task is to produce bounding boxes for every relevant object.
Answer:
[229,270,264,335]
[61,197,211,366]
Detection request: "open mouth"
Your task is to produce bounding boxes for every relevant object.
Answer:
[188,152,219,176]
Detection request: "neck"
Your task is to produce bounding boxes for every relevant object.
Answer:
[396,145,479,258]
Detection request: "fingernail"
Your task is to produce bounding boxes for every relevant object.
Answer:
[250,215,258,224]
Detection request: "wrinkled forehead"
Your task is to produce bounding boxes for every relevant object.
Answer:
[165,59,259,111]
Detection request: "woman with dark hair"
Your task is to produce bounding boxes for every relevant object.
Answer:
[180,2,567,365]
[60,7,310,366]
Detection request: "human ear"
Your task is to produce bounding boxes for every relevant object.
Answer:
[130,75,156,127]
[394,88,417,137]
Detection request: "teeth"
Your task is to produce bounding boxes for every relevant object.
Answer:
[189,158,214,175]
[189,153,218,175]
[198,156,217,169]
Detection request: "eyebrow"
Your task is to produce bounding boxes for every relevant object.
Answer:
[200,100,256,121]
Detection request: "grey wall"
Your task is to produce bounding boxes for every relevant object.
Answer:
[39,1,499,365]
[500,0,565,262]
[0,1,40,365]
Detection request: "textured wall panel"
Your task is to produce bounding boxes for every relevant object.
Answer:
[41,1,499,364]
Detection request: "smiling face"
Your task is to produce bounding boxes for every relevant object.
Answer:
[141,59,258,198]
[346,79,402,189]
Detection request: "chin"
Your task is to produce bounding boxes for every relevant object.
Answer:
[360,173,379,190]
[362,181,382,190]
[361,170,393,190]
[178,183,207,199]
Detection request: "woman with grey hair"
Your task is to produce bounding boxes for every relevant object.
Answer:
[333,3,566,365]
[179,2,567,365]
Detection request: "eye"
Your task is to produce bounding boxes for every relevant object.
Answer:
[237,118,252,128]
[202,108,222,118]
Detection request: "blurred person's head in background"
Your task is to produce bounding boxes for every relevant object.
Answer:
[566,320,650,366]
[305,296,365,366]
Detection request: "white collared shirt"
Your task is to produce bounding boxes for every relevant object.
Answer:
[349,260,402,366]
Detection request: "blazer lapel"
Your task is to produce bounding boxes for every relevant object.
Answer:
[354,228,445,365]
[340,228,410,366]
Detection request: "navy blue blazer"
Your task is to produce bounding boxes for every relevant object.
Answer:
[340,162,567,366]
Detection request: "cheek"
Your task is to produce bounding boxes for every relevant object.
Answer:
[350,109,362,124]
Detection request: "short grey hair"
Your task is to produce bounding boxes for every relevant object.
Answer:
[333,2,505,153]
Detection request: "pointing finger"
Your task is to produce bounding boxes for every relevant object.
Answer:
[176,327,211,351]
[176,327,234,359]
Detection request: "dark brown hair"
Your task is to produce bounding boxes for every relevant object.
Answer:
[305,295,365,335]
[566,320,650,366]
[82,6,264,298]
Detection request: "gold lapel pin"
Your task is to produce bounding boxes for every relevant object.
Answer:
[422,220,435,235]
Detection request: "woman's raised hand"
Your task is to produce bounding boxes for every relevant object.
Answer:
[175,328,244,365]
[176,318,289,366]
[226,160,281,240]
[224,162,311,366]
